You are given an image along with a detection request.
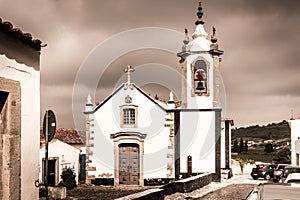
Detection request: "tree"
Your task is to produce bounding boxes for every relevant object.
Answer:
[232,139,238,153]
[245,140,248,152]
[273,147,291,164]
[58,168,76,190]
[238,137,244,153]
[264,143,274,154]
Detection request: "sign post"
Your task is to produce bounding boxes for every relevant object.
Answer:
[43,110,56,200]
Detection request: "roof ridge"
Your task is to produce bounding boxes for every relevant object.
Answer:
[0,18,43,51]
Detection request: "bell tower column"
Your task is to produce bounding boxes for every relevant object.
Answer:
[177,1,215,109]
[210,27,224,108]
[176,1,224,182]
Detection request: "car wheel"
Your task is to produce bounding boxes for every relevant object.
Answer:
[265,174,271,180]
[253,177,258,180]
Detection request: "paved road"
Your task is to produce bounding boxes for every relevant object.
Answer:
[165,174,268,200]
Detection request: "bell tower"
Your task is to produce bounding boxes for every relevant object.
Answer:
[178,2,223,109]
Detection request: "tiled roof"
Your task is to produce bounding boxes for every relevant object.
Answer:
[40,128,84,144]
[0,18,42,51]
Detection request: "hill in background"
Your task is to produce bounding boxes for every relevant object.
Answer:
[231,120,291,163]
[232,120,290,141]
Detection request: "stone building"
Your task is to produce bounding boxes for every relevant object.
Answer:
[84,2,230,186]
[39,128,84,186]
[40,139,81,186]
[0,18,42,199]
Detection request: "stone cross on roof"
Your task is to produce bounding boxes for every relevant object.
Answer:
[124,65,135,90]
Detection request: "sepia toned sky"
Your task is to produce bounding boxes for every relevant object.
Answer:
[1,0,300,130]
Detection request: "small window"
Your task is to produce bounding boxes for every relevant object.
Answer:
[120,105,138,128]
[123,108,135,125]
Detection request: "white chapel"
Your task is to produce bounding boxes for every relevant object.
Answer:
[84,2,231,186]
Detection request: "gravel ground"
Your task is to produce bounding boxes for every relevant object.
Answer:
[66,184,156,200]
[199,184,255,200]
[40,175,262,199]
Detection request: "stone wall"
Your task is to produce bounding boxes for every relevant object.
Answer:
[0,77,21,200]
[119,173,214,199]
[163,173,213,195]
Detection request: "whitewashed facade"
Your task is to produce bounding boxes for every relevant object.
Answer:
[0,19,42,199]
[85,84,175,186]
[39,139,81,185]
[289,119,300,166]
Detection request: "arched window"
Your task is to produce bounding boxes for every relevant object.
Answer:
[191,58,210,96]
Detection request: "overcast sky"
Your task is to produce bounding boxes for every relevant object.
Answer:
[1,0,300,130]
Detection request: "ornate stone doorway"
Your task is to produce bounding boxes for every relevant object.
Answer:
[110,132,146,186]
[119,143,139,185]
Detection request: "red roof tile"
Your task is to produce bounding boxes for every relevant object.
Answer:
[40,128,83,144]
[0,18,42,51]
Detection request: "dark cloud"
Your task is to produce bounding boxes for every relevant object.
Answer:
[1,0,299,128]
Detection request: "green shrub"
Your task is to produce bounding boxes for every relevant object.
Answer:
[58,168,76,190]
[39,187,46,197]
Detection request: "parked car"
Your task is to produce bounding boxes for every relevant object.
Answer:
[284,173,300,183]
[273,164,288,182]
[250,164,277,180]
[245,183,300,200]
[280,165,300,183]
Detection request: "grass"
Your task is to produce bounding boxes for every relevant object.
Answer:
[232,148,276,163]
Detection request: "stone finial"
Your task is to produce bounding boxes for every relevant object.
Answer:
[85,94,93,112]
[182,28,190,52]
[211,26,218,43]
[168,91,175,109]
[195,2,205,25]
[192,2,208,39]
[169,91,174,103]
[86,94,93,105]
[210,26,219,50]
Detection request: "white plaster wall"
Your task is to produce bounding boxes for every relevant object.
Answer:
[143,126,170,178]
[0,54,40,199]
[289,119,300,165]
[90,87,171,179]
[180,111,216,173]
[185,54,214,109]
[39,140,80,184]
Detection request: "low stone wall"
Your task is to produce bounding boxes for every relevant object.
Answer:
[48,186,66,199]
[117,173,214,199]
[163,172,213,195]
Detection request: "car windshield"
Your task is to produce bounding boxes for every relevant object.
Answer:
[283,168,300,178]
[277,165,286,170]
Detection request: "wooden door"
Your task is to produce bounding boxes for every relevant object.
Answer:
[48,160,56,186]
[119,144,139,185]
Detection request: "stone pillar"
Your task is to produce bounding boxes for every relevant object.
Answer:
[212,55,221,107]
[84,95,94,184]
[174,111,181,179]
[214,109,222,182]
[0,77,21,200]
[187,156,192,177]
[181,60,187,109]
